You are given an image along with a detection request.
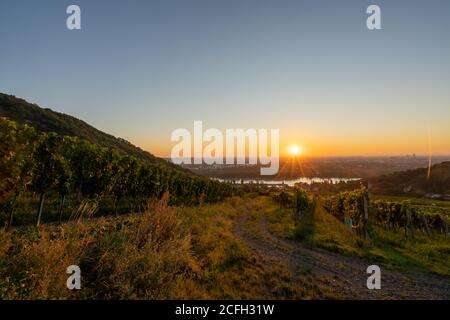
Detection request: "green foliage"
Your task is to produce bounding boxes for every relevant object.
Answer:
[294,188,311,212]
[0,197,326,299]
[322,187,368,223]
[273,187,312,210]
[322,187,449,239]
[267,196,450,276]
[0,117,235,226]
[369,161,450,196]
[371,199,449,236]
[0,118,37,199]
[294,213,315,241]
[0,93,163,165]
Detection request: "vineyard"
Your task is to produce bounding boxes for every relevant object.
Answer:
[274,188,312,212]
[0,117,235,227]
[321,187,449,239]
[371,200,449,239]
[321,188,370,239]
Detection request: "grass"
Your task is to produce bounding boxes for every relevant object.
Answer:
[242,197,351,299]
[0,195,338,299]
[265,198,450,276]
[3,194,447,299]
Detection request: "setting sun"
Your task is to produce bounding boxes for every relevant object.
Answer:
[289,145,302,156]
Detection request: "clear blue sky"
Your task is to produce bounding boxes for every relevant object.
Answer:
[1,0,450,156]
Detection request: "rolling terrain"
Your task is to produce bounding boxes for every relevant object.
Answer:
[1,93,449,300]
[369,161,450,197]
[0,93,181,171]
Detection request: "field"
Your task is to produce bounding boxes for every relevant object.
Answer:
[267,195,450,276]
[1,191,449,300]
[0,195,339,299]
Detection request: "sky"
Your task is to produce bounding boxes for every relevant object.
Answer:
[1,0,450,157]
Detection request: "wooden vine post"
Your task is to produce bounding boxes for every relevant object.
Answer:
[294,190,302,224]
[404,207,414,240]
[363,195,370,240]
[445,221,449,238]
[36,193,46,227]
[421,214,431,238]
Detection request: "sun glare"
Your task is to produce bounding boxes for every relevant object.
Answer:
[289,145,302,156]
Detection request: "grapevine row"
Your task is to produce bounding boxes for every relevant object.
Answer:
[0,117,235,227]
[321,187,370,238]
[371,200,449,238]
[322,187,449,238]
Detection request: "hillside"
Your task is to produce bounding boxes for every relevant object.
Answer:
[369,161,450,197]
[0,93,172,168]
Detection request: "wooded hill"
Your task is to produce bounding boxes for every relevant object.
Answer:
[0,93,173,168]
[369,161,450,196]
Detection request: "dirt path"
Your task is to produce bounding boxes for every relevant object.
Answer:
[234,212,450,299]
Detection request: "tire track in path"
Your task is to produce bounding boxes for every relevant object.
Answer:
[234,211,450,299]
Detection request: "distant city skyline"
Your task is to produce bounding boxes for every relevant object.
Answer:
[1,0,450,157]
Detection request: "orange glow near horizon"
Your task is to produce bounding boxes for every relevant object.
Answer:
[143,140,450,159]
[136,133,450,159]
